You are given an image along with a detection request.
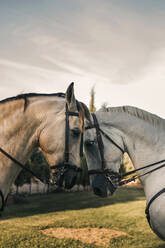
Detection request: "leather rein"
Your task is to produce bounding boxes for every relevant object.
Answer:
[86,113,165,225]
[0,96,83,212]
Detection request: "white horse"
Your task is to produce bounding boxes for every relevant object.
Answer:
[84,106,165,240]
[0,83,90,212]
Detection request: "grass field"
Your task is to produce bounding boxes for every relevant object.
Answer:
[0,187,164,248]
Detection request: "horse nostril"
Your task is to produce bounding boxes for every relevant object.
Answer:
[93,187,102,196]
[64,176,77,189]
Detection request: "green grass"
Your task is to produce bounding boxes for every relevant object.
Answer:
[0,188,164,248]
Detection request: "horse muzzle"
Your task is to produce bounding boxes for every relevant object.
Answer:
[92,174,108,197]
[92,174,118,197]
[50,163,82,189]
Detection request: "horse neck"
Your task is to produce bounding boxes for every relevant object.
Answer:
[0,97,62,200]
[0,101,41,162]
[0,100,41,198]
[120,117,165,202]
[120,118,165,172]
[101,111,165,183]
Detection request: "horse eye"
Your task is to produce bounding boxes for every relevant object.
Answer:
[85,139,95,146]
[71,128,81,137]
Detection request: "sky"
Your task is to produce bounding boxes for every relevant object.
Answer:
[0,0,165,118]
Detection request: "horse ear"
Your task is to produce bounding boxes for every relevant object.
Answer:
[65,82,77,111]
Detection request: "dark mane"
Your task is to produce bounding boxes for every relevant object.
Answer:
[0,92,65,105]
[0,92,65,112]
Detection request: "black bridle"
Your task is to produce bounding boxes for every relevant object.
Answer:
[64,103,84,165]
[0,98,83,212]
[86,113,125,189]
[86,113,165,226]
[49,103,83,185]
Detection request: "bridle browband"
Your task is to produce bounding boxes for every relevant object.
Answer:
[86,113,165,226]
[0,94,83,212]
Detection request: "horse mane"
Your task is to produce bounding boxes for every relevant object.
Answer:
[0,92,65,105]
[77,101,91,130]
[99,105,165,130]
[0,93,90,127]
[0,92,65,111]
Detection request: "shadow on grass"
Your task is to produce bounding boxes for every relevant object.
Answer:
[1,187,145,220]
[154,245,165,248]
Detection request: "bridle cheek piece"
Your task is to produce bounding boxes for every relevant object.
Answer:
[86,113,124,189]
[49,103,83,185]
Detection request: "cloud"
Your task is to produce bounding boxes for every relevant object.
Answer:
[0,57,97,103]
[0,0,165,117]
[2,0,164,86]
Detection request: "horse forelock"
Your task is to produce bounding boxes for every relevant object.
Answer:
[76,101,91,131]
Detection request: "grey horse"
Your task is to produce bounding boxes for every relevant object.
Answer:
[84,106,165,240]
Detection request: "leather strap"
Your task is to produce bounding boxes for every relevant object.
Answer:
[0,190,5,212]
[92,114,105,170]
[145,187,165,226]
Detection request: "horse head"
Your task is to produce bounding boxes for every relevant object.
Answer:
[38,83,90,189]
[84,111,124,197]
